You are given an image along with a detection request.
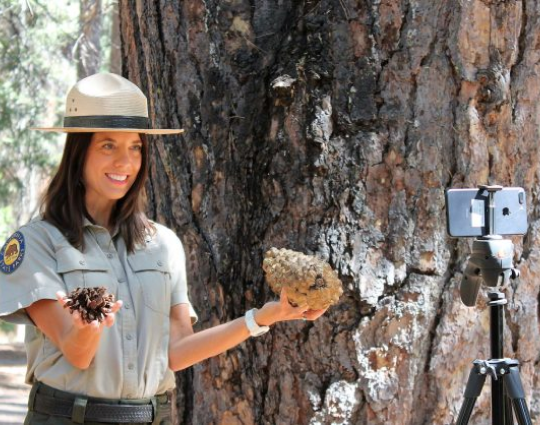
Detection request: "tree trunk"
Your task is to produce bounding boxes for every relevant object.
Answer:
[118,1,540,424]
[108,1,122,75]
[77,0,102,78]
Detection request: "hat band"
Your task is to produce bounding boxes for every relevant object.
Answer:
[64,115,149,129]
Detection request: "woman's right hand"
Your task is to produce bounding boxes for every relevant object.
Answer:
[56,290,123,330]
[27,290,122,369]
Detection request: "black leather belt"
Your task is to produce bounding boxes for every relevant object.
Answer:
[34,392,154,422]
[30,382,171,424]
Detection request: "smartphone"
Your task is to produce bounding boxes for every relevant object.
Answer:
[445,187,527,237]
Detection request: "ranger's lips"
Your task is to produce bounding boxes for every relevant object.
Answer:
[106,173,129,182]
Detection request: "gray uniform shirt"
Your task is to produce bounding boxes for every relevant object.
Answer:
[0,218,197,399]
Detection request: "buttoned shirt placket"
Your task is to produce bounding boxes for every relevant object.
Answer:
[85,224,139,398]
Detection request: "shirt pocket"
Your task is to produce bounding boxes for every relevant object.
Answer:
[127,252,171,316]
[56,248,110,293]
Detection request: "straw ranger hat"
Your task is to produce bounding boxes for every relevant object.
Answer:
[32,72,183,134]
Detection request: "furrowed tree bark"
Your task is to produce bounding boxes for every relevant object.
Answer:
[119,1,540,424]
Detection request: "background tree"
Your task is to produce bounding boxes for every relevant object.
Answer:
[0,0,78,239]
[0,0,119,240]
[108,1,121,75]
[77,0,102,78]
[118,1,540,424]
[0,0,119,340]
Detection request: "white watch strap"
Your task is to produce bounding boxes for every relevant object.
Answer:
[245,308,270,337]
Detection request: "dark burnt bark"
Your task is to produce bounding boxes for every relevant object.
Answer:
[119,1,540,424]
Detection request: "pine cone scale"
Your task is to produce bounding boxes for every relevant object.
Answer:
[63,287,115,324]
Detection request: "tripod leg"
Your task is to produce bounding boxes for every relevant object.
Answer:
[504,394,513,425]
[456,367,486,425]
[492,377,505,425]
[504,367,533,425]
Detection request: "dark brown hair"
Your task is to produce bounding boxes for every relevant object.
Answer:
[41,132,154,252]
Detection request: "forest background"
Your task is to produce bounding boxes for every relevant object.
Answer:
[1,1,540,425]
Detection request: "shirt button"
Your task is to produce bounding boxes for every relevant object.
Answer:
[124,304,131,309]
[79,260,85,266]
[126,334,132,340]
[118,278,125,283]
[128,363,134,370]
[107,253,113,259]
[157,261,163,267]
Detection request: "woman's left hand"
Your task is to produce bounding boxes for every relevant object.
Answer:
[254,287,328,326]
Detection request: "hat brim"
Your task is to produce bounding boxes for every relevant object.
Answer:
[31,127,184,135]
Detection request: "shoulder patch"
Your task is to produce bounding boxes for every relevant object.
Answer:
[0,231,26,274]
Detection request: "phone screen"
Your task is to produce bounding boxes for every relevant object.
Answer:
[445,188,527,237]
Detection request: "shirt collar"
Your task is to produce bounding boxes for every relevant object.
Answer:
[83,217,119,237]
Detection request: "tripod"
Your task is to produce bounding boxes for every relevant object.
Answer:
[456,236,532,425]
[456,291,532,424]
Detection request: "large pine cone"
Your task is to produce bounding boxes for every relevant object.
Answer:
[63,287,115,324]
[262,248,343,310]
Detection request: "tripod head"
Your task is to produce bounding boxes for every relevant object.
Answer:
[445,184,526,307]
[460,236,519,306]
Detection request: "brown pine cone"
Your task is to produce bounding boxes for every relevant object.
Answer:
[262,248,343,310]
[63,287,115,324]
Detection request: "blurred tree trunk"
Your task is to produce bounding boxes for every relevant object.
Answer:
[77,0,102,77]
[109,1,121,74]
[119,1,540,424]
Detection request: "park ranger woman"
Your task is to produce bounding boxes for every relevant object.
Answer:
[0,73,326,424]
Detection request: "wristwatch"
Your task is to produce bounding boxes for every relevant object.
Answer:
[245,308,270,337]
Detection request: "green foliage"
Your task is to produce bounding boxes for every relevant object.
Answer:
[0,204,13,240]
[0,0,79,234]
[0,319,15,334]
